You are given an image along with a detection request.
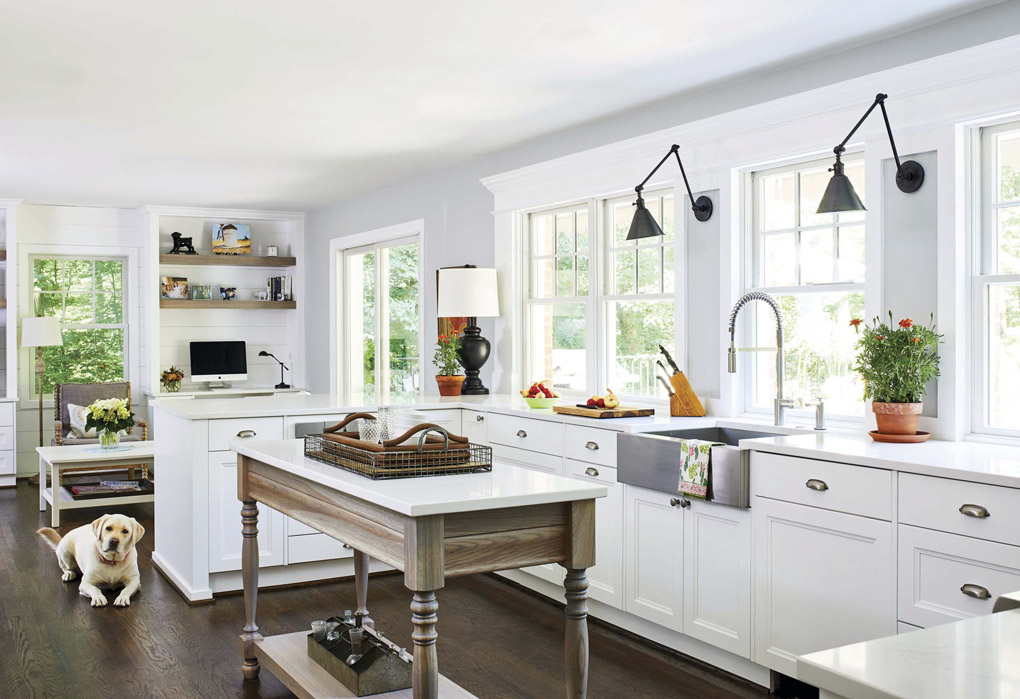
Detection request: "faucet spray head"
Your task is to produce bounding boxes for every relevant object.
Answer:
[727,342,737,373]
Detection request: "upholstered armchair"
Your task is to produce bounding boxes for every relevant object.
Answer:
[52,381,148,446]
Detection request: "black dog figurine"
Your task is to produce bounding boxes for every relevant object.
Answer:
[168,231,198,255]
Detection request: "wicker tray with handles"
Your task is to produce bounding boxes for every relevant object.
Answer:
[303,412,492,479]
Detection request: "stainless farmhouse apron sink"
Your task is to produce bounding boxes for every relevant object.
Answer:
[617,427,779,508]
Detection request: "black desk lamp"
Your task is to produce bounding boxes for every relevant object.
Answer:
[437,266,500,395]
[258,351,290,389]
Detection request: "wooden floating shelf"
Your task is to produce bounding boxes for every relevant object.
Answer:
[159,254,297,267]
[0,250,6,261]
[0,299,6,309]
[159,299,296,310]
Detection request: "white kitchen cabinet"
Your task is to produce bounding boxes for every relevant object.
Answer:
[753,496,895,677]
[624,484,684,632]
[683,499,752,659]
[461,410,488,445]
[567,459,623,609]
[208,451,286,573]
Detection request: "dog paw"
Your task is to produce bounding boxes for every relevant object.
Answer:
[114,594,132,607]
[61,571,76,582]
[90,595,108,607]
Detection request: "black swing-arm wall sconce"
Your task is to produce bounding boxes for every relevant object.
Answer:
[816,93,924,214]
[627,144,712,240]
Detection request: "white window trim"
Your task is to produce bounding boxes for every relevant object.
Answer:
[742,153,867,423]
[18,244,139,407]
[329,219,426,399]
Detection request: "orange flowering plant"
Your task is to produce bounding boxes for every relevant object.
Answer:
[850,312,940,404]
[433,330,463,377]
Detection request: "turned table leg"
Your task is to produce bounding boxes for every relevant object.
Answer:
[240,499,263,680]
[411,590,439,699]
[354,549,374,629]
[564,568,590,698]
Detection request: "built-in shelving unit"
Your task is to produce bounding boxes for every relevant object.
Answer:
[159,299,297,310]
[158,254,297,267]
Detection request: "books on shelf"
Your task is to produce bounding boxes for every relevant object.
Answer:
[268,275,292,302]
[69,480,145,497]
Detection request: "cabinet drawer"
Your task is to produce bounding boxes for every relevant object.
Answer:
[0,450,13,476]
[898,524,1020,628]
[288,533,353,564]
[462,410,488,444]
[751,451,892,520]
[209,417,284,452]
[0,402,14,426]
[564,425,616,468]
[491,444,563,475]
[417,408,462,435]
[487,413,563,455]
[0,426,15,451]
[899,472,1020,547]
[566,458,617,483]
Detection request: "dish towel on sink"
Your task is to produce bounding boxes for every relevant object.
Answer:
[678,439,721,499]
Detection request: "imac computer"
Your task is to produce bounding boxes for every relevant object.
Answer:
[190,340,247,387]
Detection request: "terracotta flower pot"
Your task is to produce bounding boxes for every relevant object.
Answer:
[872,402,923,435]
[436,375,466,397]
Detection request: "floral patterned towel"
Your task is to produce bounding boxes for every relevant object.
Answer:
[678,439,721,499]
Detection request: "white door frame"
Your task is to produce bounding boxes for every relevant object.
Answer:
[329,219,425,399]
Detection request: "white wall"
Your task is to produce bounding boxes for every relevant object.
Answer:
[303,3,1020,398]
[14,204,145,476]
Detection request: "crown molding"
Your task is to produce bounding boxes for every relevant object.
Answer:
[141,205,305,221]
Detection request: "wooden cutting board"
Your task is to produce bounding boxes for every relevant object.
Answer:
[553,405,655,419]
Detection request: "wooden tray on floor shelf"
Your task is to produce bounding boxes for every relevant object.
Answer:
[553,405,655,419]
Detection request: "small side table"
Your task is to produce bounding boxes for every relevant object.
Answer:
[37,443,156,527]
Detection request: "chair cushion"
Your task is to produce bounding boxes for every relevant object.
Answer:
[67,403,97,439]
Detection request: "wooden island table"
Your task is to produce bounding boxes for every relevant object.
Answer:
[232,439,607,698]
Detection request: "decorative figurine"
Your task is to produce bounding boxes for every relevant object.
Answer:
[168,231,198,255]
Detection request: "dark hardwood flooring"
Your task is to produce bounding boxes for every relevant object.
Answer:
[0,481,767,698]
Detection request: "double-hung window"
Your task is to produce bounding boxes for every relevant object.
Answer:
[746,156,866,417]
[975,120,1020,434]
[31,256,127,394]
[522,189,677,399]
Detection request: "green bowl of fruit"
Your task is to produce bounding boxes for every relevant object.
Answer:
[521,381,559,409]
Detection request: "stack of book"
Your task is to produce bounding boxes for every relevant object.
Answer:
[69,480,144,498]
[268,275,292,301]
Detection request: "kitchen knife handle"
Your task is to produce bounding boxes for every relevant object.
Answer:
[657,375,675,396]
[659,344,681,374]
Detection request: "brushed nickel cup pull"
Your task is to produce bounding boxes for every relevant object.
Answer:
[805,478,828,491]
[237,429,257,438]
[960,583,991,600]
[476,415,485,422]
[585,467,599,477]
[959,504,990,519]
[585,441,599,451]
[516,429,527,438]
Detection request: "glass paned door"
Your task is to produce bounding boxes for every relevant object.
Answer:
[343,238,420,400]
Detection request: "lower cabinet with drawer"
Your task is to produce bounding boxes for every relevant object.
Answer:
[752,496,895,676]
[567,459,623,608]
[487,412,563,455]
[898,524,1020,628]
[208,450,286,572]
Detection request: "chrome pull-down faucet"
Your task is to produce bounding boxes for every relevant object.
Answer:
[727,292,794,426]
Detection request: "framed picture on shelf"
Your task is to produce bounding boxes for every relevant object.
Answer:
[191,285,212,300]
[160,276,189,299]
[212,223,251,255]
[266,245,279,257]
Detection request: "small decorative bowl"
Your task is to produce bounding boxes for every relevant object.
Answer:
[524,396,558,409]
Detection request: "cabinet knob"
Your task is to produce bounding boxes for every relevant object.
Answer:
[805,478,828,491]
[585,467,599,477]
[959,503,990,519]
[960,583,991,600]
[516,429,527,438]
[476,415,485,422]
[237,429,257,438]
[342,543,353,550]
[670,497,691,508]
[585,441,599,451]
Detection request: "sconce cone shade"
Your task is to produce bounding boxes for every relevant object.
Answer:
[626,198,664,240]
[816,156,866,214]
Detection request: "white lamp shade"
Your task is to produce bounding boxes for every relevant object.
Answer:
[21,316,63,348]
[437,267,499,318]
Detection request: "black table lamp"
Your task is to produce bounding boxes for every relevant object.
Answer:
[258,351,290,389]
[437,266,500,395]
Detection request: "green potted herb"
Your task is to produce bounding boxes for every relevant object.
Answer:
[851,312,940,439]
[433,331,465,396]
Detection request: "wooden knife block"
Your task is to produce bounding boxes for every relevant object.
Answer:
[668,371,706,417]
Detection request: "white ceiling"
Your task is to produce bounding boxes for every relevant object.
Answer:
[0,1,1000,210]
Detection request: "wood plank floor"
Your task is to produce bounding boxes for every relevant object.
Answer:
[0,482,767,698]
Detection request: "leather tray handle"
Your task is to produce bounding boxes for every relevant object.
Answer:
[323,412,376,433]
[383,422,469,448]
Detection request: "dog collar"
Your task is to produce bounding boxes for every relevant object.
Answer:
[96,545,121,566]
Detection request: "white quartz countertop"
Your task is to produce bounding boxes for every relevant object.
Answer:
[743,432,1020,488]
[151,392,719,433]
[797,609,1020,699]
[233,438,608,517]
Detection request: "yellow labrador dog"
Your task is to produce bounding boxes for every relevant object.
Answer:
[38,514,144,607]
